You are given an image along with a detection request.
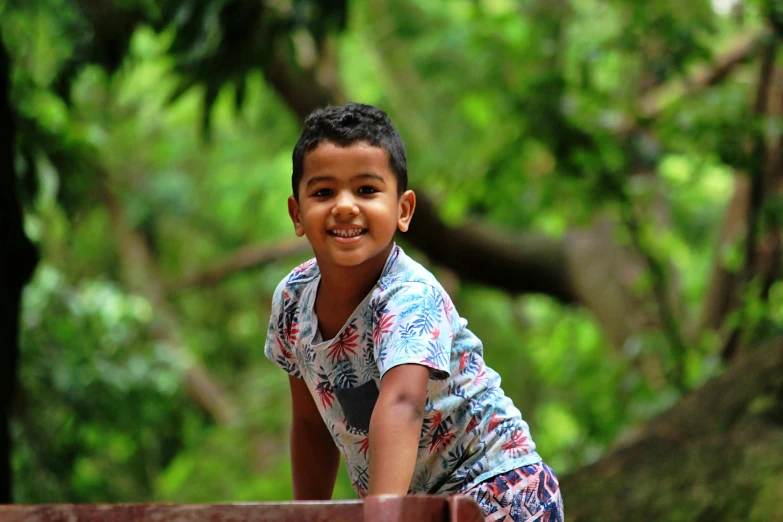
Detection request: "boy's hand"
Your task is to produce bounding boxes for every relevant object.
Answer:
[368,363,430,496]
[289,375,340,500]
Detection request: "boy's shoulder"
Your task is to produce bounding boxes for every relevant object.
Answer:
[377,245,445,294]
[284,258,320,286]
[272,257,319,302]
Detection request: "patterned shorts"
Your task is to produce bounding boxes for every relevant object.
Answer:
[463,462,564,522]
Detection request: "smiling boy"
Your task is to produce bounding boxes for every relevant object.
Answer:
[265,103,563,521]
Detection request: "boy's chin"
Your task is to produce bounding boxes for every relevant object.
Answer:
[317,243,393,268]
[326,252,375,268]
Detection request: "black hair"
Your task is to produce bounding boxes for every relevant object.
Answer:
[291,103,408,199]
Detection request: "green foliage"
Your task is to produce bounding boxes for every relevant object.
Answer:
[4,0,778,505]
[16,266,189,501]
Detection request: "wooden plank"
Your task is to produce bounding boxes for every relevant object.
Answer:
[448,495,484,522]
[363,495,448,522]
[0,496,485,522]
[0,502,363,522]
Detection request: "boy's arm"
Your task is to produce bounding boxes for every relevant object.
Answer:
[368,363,430,496]
[289,374,340,500]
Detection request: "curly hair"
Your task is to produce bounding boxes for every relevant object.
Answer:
[291,103,408,199]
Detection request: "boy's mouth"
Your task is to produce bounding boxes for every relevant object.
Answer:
[329,228,367,238]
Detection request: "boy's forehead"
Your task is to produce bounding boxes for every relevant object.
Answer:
[301,141,392,178]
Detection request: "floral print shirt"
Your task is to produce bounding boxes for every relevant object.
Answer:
[264,244,541,497]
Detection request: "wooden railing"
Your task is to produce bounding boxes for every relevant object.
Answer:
[0,495,484,522]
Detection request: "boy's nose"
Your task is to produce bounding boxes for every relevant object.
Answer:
[332,193,359,218]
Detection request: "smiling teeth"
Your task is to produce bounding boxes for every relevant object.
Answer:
[332,229,364,237]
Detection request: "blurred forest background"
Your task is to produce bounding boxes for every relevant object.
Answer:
[2,0,783,520]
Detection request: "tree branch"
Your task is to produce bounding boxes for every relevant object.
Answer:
[616,28,769,135]
[697,177,749,333]
[638,29,768,120]
[721,33,779,361]
[167,238,312,293]
[167,197,577,302]
[618,191,688,389]
[405,195,575,302]
[99,179,238,425]
[265,59,346,122]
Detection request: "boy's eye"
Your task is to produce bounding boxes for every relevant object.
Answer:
[358,186,379,195]
[312,188,332,197]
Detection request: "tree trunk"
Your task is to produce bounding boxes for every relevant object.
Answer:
[561,337,783,522]
[0,28,39,503]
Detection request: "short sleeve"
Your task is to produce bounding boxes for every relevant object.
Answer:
[372,282,453,380]
[264,277,301,378]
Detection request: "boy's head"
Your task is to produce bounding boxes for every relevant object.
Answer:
[291,103,407,200]
[287,103,416,270]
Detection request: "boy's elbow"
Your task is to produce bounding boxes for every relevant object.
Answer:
[376,364,430,423]
[379,390,426,423]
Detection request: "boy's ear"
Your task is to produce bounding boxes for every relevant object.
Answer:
[397,190,416,232]
[288,196,306,237]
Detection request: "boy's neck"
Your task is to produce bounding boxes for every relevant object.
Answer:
[315,243,394,309]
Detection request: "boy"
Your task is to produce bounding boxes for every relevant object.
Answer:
[265,103,564,521]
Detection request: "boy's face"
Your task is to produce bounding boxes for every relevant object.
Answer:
[288,141,415,271]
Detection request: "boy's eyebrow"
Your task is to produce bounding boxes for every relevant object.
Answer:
[305,175,334,188]
[305,173,387,188]
[354,173,386,184]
